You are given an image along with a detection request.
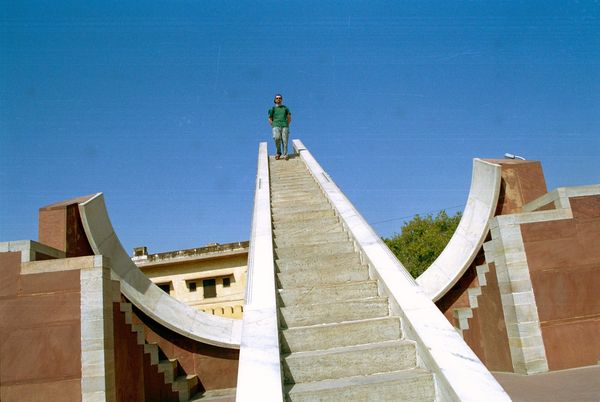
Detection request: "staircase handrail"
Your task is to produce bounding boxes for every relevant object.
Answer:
[236,142,284,402]
[416,158,502,301]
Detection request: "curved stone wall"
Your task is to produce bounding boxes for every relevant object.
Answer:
[78,193,242,349]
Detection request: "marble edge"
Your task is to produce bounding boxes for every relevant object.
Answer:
[236,142,284,402]
[416,158,501,302]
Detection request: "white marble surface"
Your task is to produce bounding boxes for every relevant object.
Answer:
[522,184,600,212]
[80,255,116,402]
[22,255,96,274]
[78,193,242,349]
[416,158,501,302]
[236,142,284,402]
[483,184,600,375]
[293,139,511,402]
[0,239,65,262]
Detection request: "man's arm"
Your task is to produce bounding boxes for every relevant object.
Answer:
[287,113,292,125]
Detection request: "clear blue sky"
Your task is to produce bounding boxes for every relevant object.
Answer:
[1,1,599,254]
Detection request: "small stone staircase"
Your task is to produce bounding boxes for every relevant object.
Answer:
[270,156,436,401]
[111,281,201,401]
[453,263,491,336]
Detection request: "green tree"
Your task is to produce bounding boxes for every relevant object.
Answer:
[383,210,462,279]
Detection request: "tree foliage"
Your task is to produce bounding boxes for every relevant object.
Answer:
[383,210,462,279]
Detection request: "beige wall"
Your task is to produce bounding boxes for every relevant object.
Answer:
[134,246,248,319]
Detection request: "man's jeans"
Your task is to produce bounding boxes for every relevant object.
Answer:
[272,126,289,156]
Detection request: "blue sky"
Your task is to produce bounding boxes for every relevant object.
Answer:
[1,1,599,254]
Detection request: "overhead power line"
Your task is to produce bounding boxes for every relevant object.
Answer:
[370,204,464,225]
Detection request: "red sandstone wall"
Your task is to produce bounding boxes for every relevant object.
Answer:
[437,254,513,371]
[0,252,82,401]
[39,197,94,257]
[35,194,240,397]
[464,262,513,371]
[493,160,548,215]
[436,161,549,372]
[112,303,179,402]
[130,306,239,392]
[522,195,600,370]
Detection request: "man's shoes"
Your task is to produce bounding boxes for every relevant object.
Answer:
[275,154,280,160]
[283,154,288,160]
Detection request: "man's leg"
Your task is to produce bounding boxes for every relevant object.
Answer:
[281,127,289,157]
[272,127,282,157]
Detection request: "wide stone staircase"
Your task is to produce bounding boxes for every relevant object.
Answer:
[269,155,436,401]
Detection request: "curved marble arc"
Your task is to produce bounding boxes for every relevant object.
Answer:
[416,159,501,302]
[79,193,242,348]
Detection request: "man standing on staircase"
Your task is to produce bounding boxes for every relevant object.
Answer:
[268,93,292,160]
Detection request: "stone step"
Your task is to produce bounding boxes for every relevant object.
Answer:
[271,199,333,212]
[271,175,315,184]
[271,189,322,199]
[190,387,237,401]
[271,204,333,218]
[274,240,354,260]
[271,197,325,208]
[272,200,327,209]
[269,156,303,164]
[271,189,321,197]
[280,317,401,353]
[276,262,368,289]
[272,208,335,224]
[269,158,303,165]
[271,184,322,193]
[271,200,329,212]
[272,215,339,231]
[271,184,321,195]
[270,177,319,186]
[282,339,417,384]
[271,194,329,206]
[144,343,160,365]
[278,280,379,306]
[270,170,307,178]
[271,166,310,173]
[285,369,435,402]
[279,298,388,328]
[158,359,178,383]
[172,374,199,402]
[273,230,349,249]
[271,177,312,185]
[270,160,305,169]
[271,184,319,193]
[271,165,307,173]
[276,251,361,273]
[273,222,345,241]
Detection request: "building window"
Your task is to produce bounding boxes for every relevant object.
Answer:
[189,281,197,292]
[223,277,231,288]
[203,279,216,298]
[157,283,171,294]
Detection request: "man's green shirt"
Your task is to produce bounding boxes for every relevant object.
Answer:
[269,105,291,128]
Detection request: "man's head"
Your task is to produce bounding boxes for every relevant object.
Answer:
[274,94,283,105]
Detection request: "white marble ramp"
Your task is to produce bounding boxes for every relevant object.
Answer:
[78,193,242,349]
[416,158,502,302]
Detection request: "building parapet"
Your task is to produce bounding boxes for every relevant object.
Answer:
[133,241,249,267]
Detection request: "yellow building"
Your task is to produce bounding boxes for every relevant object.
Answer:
[132,241,248,319]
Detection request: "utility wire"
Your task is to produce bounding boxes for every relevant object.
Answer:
[370,204,464,225]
